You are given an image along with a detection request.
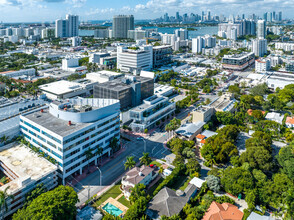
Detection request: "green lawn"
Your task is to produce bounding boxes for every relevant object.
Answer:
[149,160,162,167]
[94,183,122,207]
[171,175,189,191]
[179,177,191,191]
[147,177,164,195]
[117,195,131,208]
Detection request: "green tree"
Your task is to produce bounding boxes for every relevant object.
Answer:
[221,167,254,196]
[277,145,294,180]
[84,147,94,173]
[13,186,78,220]
[124,156,136,170]
[186,158,201,176]
[206,175,221,192]
[23,183,47,208]
[123,196,148,220]
[129,184,146,205]
[139,152,151,166]
[165,118,181,132]
[0,186,14,219]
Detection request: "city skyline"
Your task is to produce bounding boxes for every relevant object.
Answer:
[0,0,294,23]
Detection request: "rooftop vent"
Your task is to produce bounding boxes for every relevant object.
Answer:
[138,172,143,176]
[176,190,185,197]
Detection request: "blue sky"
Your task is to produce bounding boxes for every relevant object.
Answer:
[0,0,293,22]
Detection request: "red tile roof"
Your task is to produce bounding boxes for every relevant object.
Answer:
[286,117,294,125]
[202,201,244,220]
[196,134,206,140]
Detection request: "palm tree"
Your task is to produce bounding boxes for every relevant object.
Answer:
[95,146,103,165]
[124,156,136,170]
[110,137,119,157]
[0,135,9,144]
[139,152,151,166]
[85,147,94,173]
[159,166,164,174]
[0,186,14,219]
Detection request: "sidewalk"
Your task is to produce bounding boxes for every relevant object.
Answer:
[68,147,127,187]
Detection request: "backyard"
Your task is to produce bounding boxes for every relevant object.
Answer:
[93,182,130,208]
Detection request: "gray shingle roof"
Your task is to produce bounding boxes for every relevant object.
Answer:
[147,185,197,218]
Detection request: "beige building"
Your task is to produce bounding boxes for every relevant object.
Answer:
[192,106,214,123]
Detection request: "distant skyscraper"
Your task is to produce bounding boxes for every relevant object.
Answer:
[112,15,134,39]
[257,20,266,39]
[272,11,276,21]
[55,14,79,38]
[207,11,211,21]
[266,12,272,22]
[278,11,282,21]
[176,12,180,21]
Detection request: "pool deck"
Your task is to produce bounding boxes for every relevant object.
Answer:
[100,196,128,217]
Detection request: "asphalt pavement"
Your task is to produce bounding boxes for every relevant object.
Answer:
[75,133,170,206]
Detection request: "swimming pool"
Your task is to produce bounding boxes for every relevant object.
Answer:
[102,202,123,217]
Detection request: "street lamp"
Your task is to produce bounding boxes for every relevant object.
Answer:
[138,138,146,152]
[96,166,102,187]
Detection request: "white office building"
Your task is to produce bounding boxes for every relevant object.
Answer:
[192,37,205,54]
[255,59,271,73]
[117,46,153,74]
[20,98,120,184]
[161,33,176,45]
[62,56,79,71]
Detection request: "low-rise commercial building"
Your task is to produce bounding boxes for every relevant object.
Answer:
[20,98,120,184]
[175,122,206,141]
[86,71,123,84]
[222,52,255,71]
[129,95,175,132]
[152,45,172,68]
[39,79,97,100]
[192,106,214,123]
[0,143,57,218]
[94,75,154,110]
[0,68,35,78]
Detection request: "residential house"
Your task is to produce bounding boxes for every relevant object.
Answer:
[265,112,284,124]
[196,130,217,147]
[203,201,244,220]
[247,212,273,220]
[121,165,157,200]
[146,185,197,219]
[285,116,294,128]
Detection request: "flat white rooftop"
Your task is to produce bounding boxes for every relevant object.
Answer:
[0,143,57,194]
[39,80,90,95]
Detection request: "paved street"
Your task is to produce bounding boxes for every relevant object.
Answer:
[75,133,170,206]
